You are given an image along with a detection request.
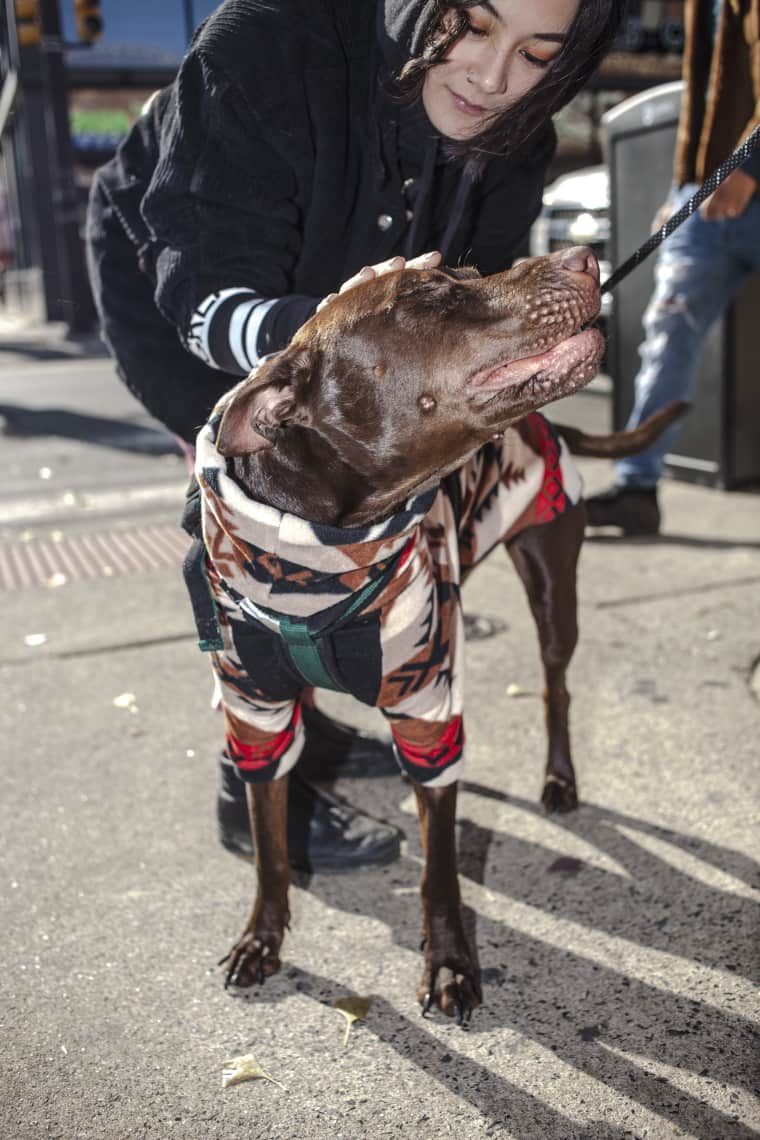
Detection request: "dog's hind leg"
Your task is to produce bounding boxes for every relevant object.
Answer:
[505,499,586,813]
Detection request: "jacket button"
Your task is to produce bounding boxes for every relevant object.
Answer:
[377,213,393,231]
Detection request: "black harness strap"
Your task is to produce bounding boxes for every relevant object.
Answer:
[218,535,415,692]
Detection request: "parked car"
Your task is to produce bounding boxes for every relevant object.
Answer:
[529,165,613,326]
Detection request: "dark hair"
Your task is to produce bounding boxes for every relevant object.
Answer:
[395,0,626,161]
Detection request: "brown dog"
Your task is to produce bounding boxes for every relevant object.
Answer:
[190,246,682,1024]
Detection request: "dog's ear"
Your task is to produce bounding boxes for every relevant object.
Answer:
[216,347,313,457]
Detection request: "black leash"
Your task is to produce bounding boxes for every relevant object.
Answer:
[600,123,760,296]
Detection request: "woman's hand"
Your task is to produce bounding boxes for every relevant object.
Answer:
[317,251,442,311]
[699,168,757,222]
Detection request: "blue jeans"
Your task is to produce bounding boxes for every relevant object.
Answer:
[615,183,760,488]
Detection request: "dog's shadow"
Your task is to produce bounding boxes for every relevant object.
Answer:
[303,778,758,984]
[225,783,758,1139]
[238,975,633,1140]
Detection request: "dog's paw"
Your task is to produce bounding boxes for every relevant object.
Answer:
[541,774,578,814]
[417,945,482,1027]
[219,930,283,991]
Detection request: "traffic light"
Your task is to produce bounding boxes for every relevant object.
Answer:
[15,0,41,47]
[74,0,103,44]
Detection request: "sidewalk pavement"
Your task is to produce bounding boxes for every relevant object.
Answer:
[1,325,759,1140]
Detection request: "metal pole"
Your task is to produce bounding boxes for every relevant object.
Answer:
[183,0,196,44]
[37,0,95,332]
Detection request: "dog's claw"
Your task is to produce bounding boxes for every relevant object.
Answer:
[452,999,463,1026]
[220,927,284,992]
[457,998,474,1028]
[421,992,433,1017]
[223,948,242,989]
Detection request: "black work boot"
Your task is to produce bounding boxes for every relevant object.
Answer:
[298,703,398,780]
[217,753,402,872]
[585,485,660,536]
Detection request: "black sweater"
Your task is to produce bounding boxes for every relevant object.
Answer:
[87,0,555,441]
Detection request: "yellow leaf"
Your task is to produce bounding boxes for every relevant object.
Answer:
[221,1052,285,1091]
[332,995,373,1047]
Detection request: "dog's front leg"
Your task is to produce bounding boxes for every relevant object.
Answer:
[414,782,481,1025]
[222,776,290,990]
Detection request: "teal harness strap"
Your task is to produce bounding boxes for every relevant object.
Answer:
[276,550,408,691]
[276,616,342,691]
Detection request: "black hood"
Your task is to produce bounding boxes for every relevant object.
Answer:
[378,0,441,74]
[373,0,483,262]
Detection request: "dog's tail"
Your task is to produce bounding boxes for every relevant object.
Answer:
[553,400,689,459]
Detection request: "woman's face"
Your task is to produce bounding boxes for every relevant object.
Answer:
[422,0,581,140]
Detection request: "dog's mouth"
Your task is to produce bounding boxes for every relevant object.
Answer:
[466,326,604,407]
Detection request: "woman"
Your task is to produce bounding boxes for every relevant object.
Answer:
[86,0,624,870]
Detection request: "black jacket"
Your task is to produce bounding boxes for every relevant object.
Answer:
[86,0,555,441]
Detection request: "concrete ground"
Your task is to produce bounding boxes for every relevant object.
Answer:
[1,336,759,1139]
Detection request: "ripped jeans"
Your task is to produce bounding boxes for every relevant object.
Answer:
[615,183,760,487]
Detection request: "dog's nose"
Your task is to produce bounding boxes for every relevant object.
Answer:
[558,245,600,283]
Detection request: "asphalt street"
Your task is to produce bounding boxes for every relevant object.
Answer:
[1,334,759,1140]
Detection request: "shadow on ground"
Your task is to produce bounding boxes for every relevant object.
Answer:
[220,785,759,1139]
[0,336,108,363]
[0,403,181,455]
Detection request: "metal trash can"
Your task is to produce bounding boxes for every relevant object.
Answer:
[603,82,760,489]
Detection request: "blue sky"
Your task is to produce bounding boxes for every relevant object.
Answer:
[60,0,221,61]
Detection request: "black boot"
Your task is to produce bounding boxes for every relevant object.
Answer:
[585,485,660,535]
[217,753,402,872]
[298,703,398,780]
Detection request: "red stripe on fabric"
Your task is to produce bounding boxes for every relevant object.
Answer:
[392,715,464,770]
[528,413,568,524]
[227,704,302,773]
[396,535,416,571]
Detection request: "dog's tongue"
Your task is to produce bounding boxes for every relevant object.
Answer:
[468,350,550,391]
[467,331,595,392]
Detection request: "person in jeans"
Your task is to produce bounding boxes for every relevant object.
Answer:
[87,0,624,870]
[587,0,760,535]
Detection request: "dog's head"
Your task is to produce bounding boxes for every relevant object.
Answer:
[217,246,604,524]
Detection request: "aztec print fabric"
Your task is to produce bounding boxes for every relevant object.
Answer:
[193,403,582,788]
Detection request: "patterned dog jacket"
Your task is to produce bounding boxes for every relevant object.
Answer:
[188,405,582,788]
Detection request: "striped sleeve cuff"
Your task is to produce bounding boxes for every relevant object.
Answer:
[186,289,277,374]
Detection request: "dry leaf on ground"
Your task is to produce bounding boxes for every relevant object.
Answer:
[112,692,138,713]
[221,1053,285,1091]
[332,995,373,1047]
